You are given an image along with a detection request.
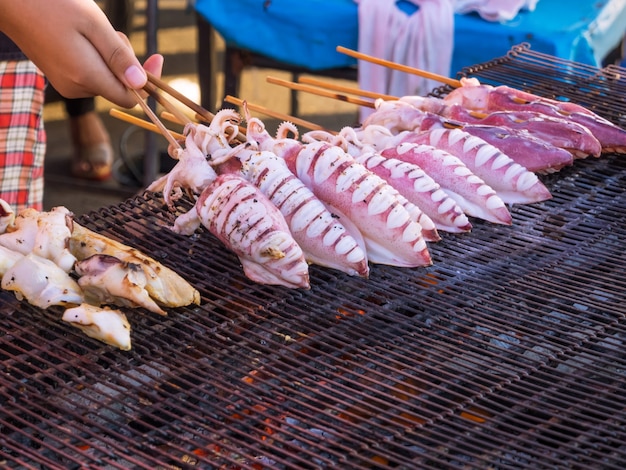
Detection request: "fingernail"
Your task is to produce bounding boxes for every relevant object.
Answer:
[124,65,146,88]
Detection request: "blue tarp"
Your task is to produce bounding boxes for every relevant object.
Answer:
[195,0,626,73]
[195,0,358,70]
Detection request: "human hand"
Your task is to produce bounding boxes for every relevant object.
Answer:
[0,0,163,108]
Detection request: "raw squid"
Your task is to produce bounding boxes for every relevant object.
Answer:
[1,253,84,309]
[62,304,131,351]
[305,128,472,234]
[70,223,200,309]
[74,254,167,316]
[381,141,512,225]
[213,130,370,277]
[174,173,310,289]
[444,78,626,153]
[284,140,432,267]
[401,95,602,159]
[0,206,76,272]
[399,127,552,205]
[365,99,574,174]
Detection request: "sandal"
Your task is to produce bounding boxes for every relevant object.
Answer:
[69,112,114,181]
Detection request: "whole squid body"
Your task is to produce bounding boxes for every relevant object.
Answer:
[281,139,433,268]
[363,101,553,204]
[173,173,310,289]
[244,116,435,266]
[401,95,602,160]
[377,140,513,225]
[397,127,552,205]
[444,78,626,153]
[304,128,472,234]
[212,136,370,278]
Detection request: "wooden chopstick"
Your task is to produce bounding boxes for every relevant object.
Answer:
[297,76,398,101]
[224,95,334,133]
[109,108,185,141]
[146,71,214,122]
[266,76,376,108]
[336,46,461,88]
[129,88,182,150]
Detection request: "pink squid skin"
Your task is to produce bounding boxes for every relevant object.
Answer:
[324,127,471,234]
[380,142,512,226]
[174,173,310,289]
[439,105,602,159]
[444,84,626,153]
[214,142,370,278]
[399,127,553,205]
[367,99,576,173]
[285,140,433,268]
[354,147,472,233]
[236,118,370,277]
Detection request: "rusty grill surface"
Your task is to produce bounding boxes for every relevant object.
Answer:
[2,46,626,469]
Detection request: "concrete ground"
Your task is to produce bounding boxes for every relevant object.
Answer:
[42,0,359,215]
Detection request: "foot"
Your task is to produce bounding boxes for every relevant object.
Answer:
[69,112,114,181]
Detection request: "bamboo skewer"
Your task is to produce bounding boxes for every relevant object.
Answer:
[109,108,185,141]
[146,71,214,123]
[129,88,182,150]
[224,95,333,133]
[144,82,193,126]
[266,76,376,108]
[336,45,461,88]
[297,76,398,101]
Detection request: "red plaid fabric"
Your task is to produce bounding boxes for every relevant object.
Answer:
[0,60,46,212]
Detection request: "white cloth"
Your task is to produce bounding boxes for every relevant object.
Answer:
[454,0,539,22]
[357,0,454,121]
[356,0,540,121]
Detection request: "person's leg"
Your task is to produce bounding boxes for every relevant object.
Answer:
[65,96,114,181]
[0,60,46,212]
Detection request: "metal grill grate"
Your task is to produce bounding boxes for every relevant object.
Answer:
[2,46,626,469]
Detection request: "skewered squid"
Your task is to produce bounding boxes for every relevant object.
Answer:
[444,78,626,153]
[212,118,370,277]
[400,95,602,160]
[284,140,433,267]
[303,127,471,234]
[173,173,310,289]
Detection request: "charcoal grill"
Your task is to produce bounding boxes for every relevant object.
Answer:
[2,45,626,469]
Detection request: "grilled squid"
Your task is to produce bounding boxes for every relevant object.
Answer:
[62,304,131,351]
[74,254,167,316]
[0,206,76,272]
[174,173,310,289]
[444,78,626,154]
[285,140,432,268]
[1,253,84,309]
[214,136,370,278]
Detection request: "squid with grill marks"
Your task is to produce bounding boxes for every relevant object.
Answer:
[401,95,602,161]
[240,116,434,267]
[364,99,577,174]
[303,128,471,234]
[363,102,552,205]
[284,139,433,268]
[211,118,370,278]
[444,78,626,154]
[173,173,310,289]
